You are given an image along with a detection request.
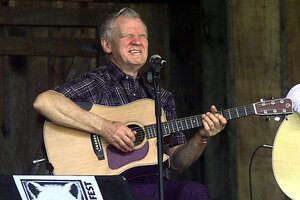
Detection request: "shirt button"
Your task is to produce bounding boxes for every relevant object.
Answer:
[125,76,129,79]
[133,93,136,96]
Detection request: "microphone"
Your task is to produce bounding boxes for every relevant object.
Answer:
[149,54,167,67]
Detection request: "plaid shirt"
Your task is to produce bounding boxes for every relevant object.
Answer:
[53,62,186,152]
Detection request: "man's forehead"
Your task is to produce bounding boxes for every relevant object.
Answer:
[114,16,146,32]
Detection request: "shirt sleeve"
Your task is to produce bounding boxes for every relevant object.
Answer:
[52,72,103,103]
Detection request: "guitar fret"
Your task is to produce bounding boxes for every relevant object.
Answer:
[148,126,153,138]
[191,117,195,128]
[228,109,232,119]
[171,121,175,132]
[244,106,248,115]
[164,124,169,134]
[236,107,239,118]
[184,118,188,129]
[163,124,168,136]
[145,126,150,138]
[180,119,184,131]
[191,116,197,128]
[144,126,148,138]
[151,125,156,137]
[175,120,180,131]
[152,126,155,137]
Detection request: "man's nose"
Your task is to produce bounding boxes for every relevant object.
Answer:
[131,35,141,45]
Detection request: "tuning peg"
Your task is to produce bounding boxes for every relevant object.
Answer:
[274,116,281,121]
[284,115,289,120]
[260,98,265,102]
[265,117,270,122]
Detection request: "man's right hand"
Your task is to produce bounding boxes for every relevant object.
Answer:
[100,120,136,152]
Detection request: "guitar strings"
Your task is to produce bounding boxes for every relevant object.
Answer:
[128,101,286,141]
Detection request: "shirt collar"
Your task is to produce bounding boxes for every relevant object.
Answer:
[107,61,143,83]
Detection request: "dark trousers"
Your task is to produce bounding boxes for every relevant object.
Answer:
[128,176,210,200]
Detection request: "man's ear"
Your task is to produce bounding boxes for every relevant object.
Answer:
[101,38,112,54]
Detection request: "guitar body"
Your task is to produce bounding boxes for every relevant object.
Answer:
[44,99,169,179]
[272,112,300,199]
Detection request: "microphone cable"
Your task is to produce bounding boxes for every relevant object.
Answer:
[249,144,273,200]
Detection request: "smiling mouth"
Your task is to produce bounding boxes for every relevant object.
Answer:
[129,50,141,53]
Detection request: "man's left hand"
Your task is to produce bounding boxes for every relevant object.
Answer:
[197,105,227,138]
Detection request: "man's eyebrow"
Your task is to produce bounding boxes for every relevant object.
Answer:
[120,33,148,38]
[140,33,148,38]
[120,33,131,37]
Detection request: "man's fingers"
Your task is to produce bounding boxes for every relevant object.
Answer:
[210,105,217,112]
[124,127,136,142]
[202,113,215,128]
[112,140,129,153]
[202,119,211,133]
[121,133,135,149]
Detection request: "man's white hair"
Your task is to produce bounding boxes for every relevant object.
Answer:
[100,7,148,42]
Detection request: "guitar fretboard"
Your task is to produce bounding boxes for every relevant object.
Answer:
[144,104,255,139]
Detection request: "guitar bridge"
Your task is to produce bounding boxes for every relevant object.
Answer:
[91,134,105,160]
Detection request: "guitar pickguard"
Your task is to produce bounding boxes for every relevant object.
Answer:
[106,142,149,170]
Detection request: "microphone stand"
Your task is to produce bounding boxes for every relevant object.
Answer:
[147,63,164,200]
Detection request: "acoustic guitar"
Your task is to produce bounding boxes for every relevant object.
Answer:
[43,98,292,180]
[272,111,300,199]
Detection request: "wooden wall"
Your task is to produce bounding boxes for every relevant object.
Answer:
[286,0,300,88]
[0,0,300,200]
[233,0,300,199]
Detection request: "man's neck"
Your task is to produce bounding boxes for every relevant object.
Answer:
[110,60,141,80]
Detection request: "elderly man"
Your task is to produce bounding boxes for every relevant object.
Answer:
[33,8,226,200]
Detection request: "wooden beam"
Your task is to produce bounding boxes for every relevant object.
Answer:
[0,36,100,57]
[0,7,109,27]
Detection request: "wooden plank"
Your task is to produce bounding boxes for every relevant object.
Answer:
[65,56,91,81]
[0,7,108,27]
[0,36,99,57]
[27,56,49,174]
[286,0,300,87]
[2,55,28,174]
[26,25,50,174]
[0,56,4,161]
[233,0,285,199]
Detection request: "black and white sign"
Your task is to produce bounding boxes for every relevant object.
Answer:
[13,175,103,200]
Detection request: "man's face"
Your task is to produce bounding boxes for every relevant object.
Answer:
[104,16,148,73]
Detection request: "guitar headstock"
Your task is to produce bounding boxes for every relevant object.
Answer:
[254,98,293,115]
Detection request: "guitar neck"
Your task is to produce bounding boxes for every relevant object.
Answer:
[145,104,256,138]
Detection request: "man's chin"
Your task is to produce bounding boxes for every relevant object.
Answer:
[129,60,146,67]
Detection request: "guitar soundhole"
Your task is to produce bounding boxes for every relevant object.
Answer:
[128,124,145,146]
